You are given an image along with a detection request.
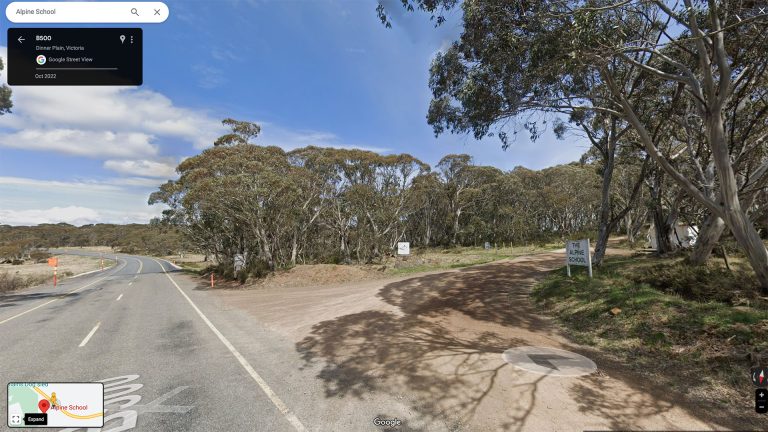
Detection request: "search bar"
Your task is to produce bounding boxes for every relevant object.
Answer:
[6,2,169,23]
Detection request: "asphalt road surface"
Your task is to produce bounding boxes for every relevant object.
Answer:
[0,251,748,431]
[0,252,311,431]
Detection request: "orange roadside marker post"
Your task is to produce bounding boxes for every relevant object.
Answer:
[210,273,214,288]
[47,257,59,287]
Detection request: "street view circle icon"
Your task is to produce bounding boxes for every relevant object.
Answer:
[502,345,597,377]
[36,55,46,65]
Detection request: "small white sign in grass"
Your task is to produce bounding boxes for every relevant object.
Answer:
[396,242,410,256]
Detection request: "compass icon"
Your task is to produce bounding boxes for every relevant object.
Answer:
[752,366,768,387]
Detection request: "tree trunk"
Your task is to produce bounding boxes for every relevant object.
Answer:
[257,228,274,270]
[624,213,635,245]
[726,209,768,292]
[340,233,350,261]
[652,206,675,254]
[290,233,298,266]
[451,208,461,246]
[593,146,616,266]
[706,100,768,290]
[688,213,726,265]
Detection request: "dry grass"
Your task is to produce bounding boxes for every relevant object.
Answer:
[162,253,211,271]
[382,244,559,276]
[0,254,114,293]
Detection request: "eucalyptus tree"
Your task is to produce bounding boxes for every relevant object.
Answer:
[0,58,11,114]
[378,0,768,289]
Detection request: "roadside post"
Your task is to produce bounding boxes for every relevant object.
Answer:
[210,273,215,288]
[566,239,592,278]
[47,256,59,287]
[100,252,104,271]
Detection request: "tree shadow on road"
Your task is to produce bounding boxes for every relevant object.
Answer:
[296,255,740,430]
[0,291,82,308]
[297,309,543,429]
[295,256,567,429]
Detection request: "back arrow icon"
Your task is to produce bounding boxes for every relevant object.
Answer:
[18,36,25,44]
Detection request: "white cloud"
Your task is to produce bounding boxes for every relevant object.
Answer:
[0,129,158,158]
[0,176,121,191]
[0,206,101,226]
[256,124,390,153]
[103,159,177,178]
[0,175,164,191]
[0,177,167,226]
[0,46,226,153]
[193,64,227,89]
[0,206,162,226]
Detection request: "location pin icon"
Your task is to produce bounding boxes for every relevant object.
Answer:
[119,35,126,44]
[38,399,50,413]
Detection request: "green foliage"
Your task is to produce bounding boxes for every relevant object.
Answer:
[151,119,603,279]
[532,255,768,414]
[627,261,759,304]
[0,57,12,114]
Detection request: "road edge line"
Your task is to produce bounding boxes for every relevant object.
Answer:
[0,258,129,325]
[151,259,308,432]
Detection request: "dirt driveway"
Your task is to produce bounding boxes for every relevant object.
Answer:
[214,251,744,431]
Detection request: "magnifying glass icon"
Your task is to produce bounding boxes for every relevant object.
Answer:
[131,8,139,16]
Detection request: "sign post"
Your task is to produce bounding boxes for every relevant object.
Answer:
[47,257,59,287]
[566,239,592,278]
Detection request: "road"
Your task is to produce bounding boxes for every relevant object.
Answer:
[0,251,747,431]
[0,252,309,431]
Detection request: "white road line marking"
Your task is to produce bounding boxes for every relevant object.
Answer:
[79,322,101,347]
[128,282,133,286]
[0,258,128,325]
[116,294,123,301]
[136,258,143,275]
[151,258,308,432]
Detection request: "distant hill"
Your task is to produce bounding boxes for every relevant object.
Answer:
[0,223,187,261]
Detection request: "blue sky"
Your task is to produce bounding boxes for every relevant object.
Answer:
[0,0,588,225]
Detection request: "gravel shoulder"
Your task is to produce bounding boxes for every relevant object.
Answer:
[207,249,742,431]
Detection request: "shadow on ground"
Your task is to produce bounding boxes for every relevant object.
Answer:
[0,291,82,305]
[296,254,745,430]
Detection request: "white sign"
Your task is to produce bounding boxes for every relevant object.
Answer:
[234,254,246,273]
[396,242,410,256]
[566,239,592,278]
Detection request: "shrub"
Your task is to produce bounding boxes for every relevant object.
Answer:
[247,259,271,279]
[236,270,248,284]
[29,250,52,263]
[626,261,758,303]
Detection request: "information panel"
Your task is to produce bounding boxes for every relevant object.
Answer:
[7,28,142,85]
[8,382,104,428]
